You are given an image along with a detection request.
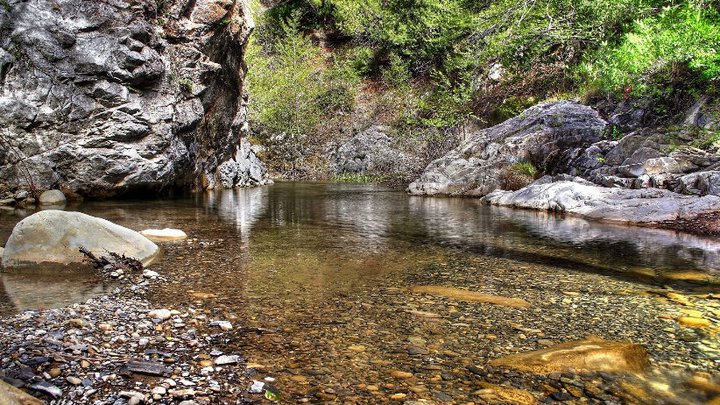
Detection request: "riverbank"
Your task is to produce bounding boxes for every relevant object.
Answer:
[0,267,259,404]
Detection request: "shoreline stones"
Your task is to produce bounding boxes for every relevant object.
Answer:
[2,210,159,267]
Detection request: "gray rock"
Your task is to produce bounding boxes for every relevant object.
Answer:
[207,138,272,189]
[29,381,62,398]
[0,0,257,197]
[330,126,420,176]
[408,101,607,196]
[126,360,170,376]
[674,171,720,196]
[482,180,720,230]
[214,355,241,365]
[38,190,66,205]
[2,210,158,267]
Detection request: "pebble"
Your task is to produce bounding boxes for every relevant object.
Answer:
[214,355,240,365]
[390,370,414,379]
[209,320,233,330]
[149,309,172,321]
[66,376,82,385]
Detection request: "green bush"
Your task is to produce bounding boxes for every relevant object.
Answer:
[578,2,720,96]
[246,9,360,174]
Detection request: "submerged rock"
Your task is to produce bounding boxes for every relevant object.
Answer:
[2,210,158,267]
[410,285,531,309]
[490,336,649,374]
[408,101,606,196]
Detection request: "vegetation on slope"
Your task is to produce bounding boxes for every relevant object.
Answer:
[246,0,719,178]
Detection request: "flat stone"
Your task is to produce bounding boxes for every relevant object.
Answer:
[149,309,172,321]
[214,355,240,365]
[140,228,188,241]
[490,336,649,374]
[410,285,531,309]
[678,317,711,328]
[390,370,414,379]
[126,360,170,376]
[28,381,62,398]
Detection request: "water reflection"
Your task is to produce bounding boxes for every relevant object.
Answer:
[1,264,113,312]
[205,186,268,241]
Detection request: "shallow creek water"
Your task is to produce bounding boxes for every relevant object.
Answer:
[1,182,720,403]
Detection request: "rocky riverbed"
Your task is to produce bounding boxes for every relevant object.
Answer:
[1,184,720,404]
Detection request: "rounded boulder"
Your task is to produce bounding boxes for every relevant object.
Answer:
[2,210,159,267]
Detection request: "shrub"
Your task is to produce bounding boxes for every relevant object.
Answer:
[578,2,720,96]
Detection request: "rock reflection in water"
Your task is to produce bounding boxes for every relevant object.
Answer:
[1,264,112,312]
[205,186,268,242]
[404,195,720,277]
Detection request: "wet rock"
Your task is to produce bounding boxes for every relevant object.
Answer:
[140,229,188,242]
[490,336,649,374]
[2,210,159,267]
[678,317,711,328]
[410,285,531,308]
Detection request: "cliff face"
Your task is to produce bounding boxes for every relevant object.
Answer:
[0,0,262,197]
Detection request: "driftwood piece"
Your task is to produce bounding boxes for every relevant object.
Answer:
[79,247,144,273]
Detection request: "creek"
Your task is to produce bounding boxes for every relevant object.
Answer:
[0,182,718,403]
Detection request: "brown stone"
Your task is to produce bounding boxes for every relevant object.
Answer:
[474,383,537,405]
[490,336,649,374]
[0,380,45,405]
[410,286,531,309]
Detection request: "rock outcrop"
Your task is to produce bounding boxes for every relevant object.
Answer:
[206,137,272,189]
[408,101,607,196]
[483,177,720,234]
[330,126,420,177]
[2,210,159,267]
[0,0,265,197]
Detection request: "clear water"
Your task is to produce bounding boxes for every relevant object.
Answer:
[1,182,718,402]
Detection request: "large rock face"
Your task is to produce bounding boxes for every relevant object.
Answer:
[2,210,159,267]
[0,0,263,197]
[408,101,607,196]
